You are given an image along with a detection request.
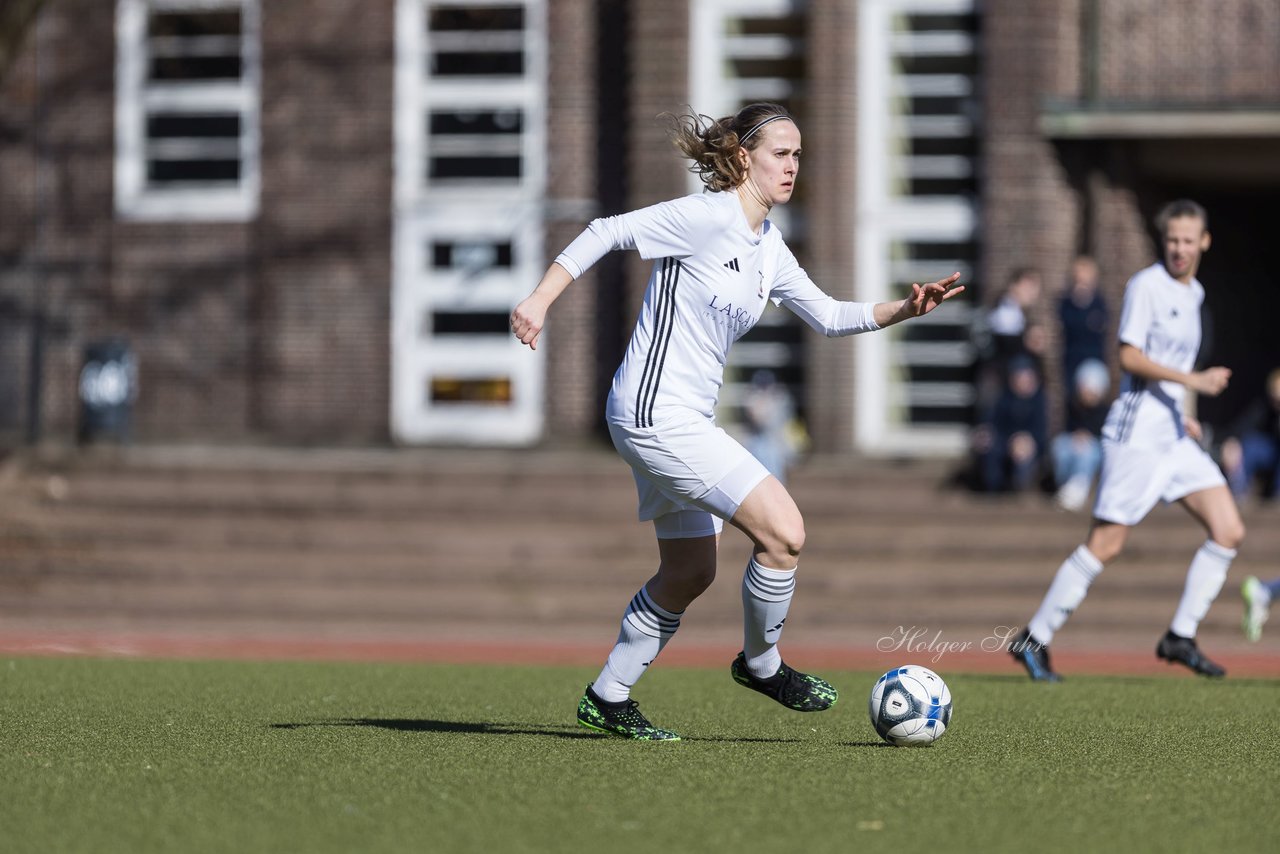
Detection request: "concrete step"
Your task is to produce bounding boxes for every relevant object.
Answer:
[3,446,1277,661]
[5,500,1277,564]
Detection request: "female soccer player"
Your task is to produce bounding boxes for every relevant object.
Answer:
[1010,199,1245,681]
[510,103,964,739]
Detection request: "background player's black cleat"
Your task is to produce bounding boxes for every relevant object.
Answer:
[1008,627,1063,682]
[1156,631,1226,677]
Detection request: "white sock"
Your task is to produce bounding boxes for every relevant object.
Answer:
[592,585,683,703]
[1028,545,1103,644]
[1169,540,1235,638]
[742,557,796,678]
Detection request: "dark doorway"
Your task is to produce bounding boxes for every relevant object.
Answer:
[1189,189,1280,431]
[1141,186,1280,432]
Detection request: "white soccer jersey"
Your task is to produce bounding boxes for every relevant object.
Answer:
[555,188,877,428]
[1102,263,1206,447]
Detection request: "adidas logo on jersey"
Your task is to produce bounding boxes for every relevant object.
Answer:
[723,258,740,271]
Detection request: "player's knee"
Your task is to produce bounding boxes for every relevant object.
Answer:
[1087,537,1122,565]
[747,510,805,567]
[1214,519,1245,551]
[685,563,717,595]
[670,570,715,605]
[776,517,806,558]
[1095,543,1122,564]
[659,560,716,598]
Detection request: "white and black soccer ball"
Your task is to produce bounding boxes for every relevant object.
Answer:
[868,665,953,746]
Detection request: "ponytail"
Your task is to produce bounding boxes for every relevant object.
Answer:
[665,103,795,192]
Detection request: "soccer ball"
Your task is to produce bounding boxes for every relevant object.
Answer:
[868,665,953,746]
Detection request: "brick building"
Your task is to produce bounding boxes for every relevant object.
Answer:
[2,0,1278,452]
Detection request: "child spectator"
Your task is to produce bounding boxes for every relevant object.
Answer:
[978,355,1048,493]
[1051,358,1110,511]
[741,369,800,484]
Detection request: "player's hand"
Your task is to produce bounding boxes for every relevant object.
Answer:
[1189,366,1231,397]
[511,294,549,350]
[1183,415,1204,442]
[902,272,965,319]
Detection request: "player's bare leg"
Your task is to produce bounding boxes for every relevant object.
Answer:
[647,534,720,612]
[1084,519,1130,564]
[730,474,805,569]
[1178,484,1245,551]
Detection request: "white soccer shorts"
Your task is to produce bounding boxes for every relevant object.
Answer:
[607,415,771,538]
[1093,436,1227,526]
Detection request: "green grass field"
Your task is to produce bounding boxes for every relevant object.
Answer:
[3,657,1277,854]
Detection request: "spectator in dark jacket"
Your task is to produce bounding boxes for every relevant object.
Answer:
[973,267,1044,417]
[1057,256,1109,393]
[978,355,1048,493]
[1220,367,1280,500]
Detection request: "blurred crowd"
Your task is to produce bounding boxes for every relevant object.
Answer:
[960,255,1280,511]
[730,254,1280,513]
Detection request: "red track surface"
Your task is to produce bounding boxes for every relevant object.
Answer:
[4,630,1280,678]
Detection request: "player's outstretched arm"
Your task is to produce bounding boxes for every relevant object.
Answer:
[873,272,965,328]
[511,262,574,351]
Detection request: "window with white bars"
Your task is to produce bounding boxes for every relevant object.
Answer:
[407,1,543,197]
[115,0,260,221]
[690,0,809,426]
[857,0,981,455]
[392,0,546,445]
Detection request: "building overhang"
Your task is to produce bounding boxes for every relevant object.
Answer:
[1040,103,1280,139]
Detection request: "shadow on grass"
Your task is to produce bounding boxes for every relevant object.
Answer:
[271,718,810,744]
[272,719,598,740]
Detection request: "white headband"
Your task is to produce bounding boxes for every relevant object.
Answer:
[738,114,792,145]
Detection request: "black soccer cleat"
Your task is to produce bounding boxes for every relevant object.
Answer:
[576,684,681,741]
[730,652,838,712]
[1008,627,1063,682]
[1156,631,1226,678]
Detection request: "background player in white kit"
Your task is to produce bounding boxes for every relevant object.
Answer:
[1010,199,1245,681]
[511,102,964,740]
